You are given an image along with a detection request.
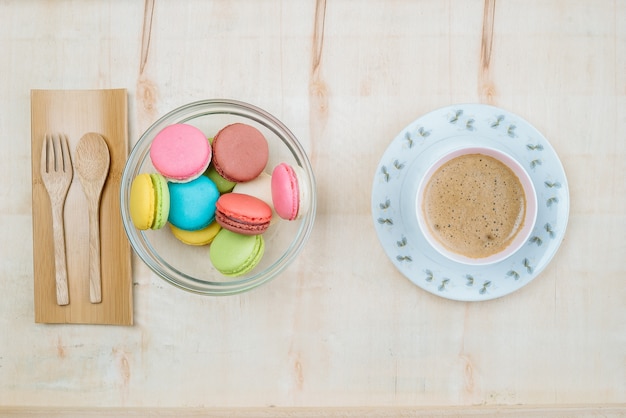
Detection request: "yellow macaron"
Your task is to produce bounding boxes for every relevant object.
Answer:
[169,221,221,246]
[129,173,170,230]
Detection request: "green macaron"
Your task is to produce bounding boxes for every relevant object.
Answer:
[150,173,170,229]
[204,165,237,193]
[209,229,265,277]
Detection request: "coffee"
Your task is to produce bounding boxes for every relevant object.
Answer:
[422,153,526,259]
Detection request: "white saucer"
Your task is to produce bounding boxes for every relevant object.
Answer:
[371,104,570,301]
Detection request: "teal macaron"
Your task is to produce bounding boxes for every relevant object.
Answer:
[168,175,219,231]
[209,229,265,277]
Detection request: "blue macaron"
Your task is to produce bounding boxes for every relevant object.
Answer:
[168,175,219,231]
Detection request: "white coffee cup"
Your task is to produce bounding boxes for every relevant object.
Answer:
[415,146,537,265]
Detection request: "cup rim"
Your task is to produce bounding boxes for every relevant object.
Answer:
[415,145,538,266]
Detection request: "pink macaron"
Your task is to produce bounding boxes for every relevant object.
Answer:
[215,193,272,235]
[150,123,211,183]
[271,163,307,221]
[211,123,269,183]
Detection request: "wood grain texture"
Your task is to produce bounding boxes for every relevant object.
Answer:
[0,0,624,411]
[479,0,497,103]
[1,405,625,418]
[31,90,132,324]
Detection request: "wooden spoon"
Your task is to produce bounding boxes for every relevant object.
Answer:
[75,132,110,304]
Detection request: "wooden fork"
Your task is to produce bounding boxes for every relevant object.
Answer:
[40,133,73,306]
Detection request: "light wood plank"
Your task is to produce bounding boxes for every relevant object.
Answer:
[0,0,623,411]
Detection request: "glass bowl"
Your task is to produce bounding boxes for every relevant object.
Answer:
[120,99,317,295]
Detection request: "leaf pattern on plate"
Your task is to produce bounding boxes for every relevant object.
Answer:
[523,258,533,274]
[465,118,476,131]
[490,114,506,128]
[544,181,561,188]
[479,281,492,295]
[416,126,431,138]
[506,124,517,138]
[404,131,414,148]
[489,114,517,138]
[546,196,559,207]
[527,143,544,151]
[380,165,390,182]
[449,109,464,124]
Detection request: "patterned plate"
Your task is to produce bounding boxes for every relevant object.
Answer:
[371,104,569,301]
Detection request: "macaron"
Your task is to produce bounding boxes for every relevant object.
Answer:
[168,175,219,231]
[215,193,272,235]
[232,172,272,208]
[169,221,221,246]
[129,173,170,230]
[211,123,269,182]
[204,165,237,193]
[232,172,277,224]
[271,163,308,220]
[150,123,212,183]
[209,229,265,277]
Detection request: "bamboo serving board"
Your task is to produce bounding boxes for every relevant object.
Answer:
[31,89,132,325]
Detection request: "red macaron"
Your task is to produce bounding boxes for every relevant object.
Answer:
[211,123,269,182]
[215,193,272,235]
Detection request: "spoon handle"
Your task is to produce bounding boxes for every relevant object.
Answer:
[87,199,102,303]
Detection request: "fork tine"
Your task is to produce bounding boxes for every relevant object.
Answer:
[52,134,61,172]
[40,134,48,174]
[60,134,72,174]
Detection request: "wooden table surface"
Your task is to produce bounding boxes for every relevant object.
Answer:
[1,0,625,416]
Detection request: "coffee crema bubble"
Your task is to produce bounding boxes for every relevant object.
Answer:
[422,153,526,259]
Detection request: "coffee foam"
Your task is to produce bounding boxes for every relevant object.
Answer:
[422,153,526,259]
